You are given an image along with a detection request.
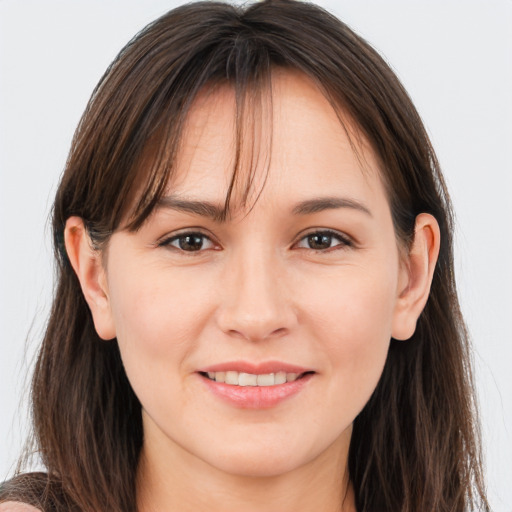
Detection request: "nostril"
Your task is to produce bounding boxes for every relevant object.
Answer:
[224,325,290,343]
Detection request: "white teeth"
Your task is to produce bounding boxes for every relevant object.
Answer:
[239,372,258,386]
[275,371,287,385]
[257,373,275,386]
[225,371,239,385]
[205,370,305,386]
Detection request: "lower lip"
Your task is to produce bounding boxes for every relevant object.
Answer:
[200,373,314,409]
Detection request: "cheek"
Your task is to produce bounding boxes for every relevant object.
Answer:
[108,261,211,349]
[301,262,397,406]
[105,266,215,434]
[105,261,217,406]
[304,259,397,338]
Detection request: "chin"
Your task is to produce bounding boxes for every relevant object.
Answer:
[196,430,330,479]
[211,451,307,479]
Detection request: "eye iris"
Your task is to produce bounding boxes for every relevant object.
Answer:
[308,233,332,250]
[179,234,204,251]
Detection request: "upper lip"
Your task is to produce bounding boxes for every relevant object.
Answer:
[198,361,313,375]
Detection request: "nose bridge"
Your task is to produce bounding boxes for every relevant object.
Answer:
[217,237,295,341]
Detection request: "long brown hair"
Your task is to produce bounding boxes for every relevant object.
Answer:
[1,1,489,511]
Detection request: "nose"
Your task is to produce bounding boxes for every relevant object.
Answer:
[215,246,297,342]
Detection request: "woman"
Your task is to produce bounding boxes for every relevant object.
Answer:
[0,1,490,511]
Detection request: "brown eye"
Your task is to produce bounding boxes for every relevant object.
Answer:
[307,233,333,250]
[161,232,215,252]
[296,230,352,251]
[178,234,204,251]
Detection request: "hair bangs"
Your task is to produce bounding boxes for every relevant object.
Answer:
[121,33,275,231]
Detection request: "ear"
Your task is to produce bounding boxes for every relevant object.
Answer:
[392,213,441,341]
[64,216,116,340]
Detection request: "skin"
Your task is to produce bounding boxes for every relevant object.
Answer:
[0,504,41,512]
[65,70,440,512]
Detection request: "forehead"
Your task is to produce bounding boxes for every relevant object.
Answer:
[167,69,385,216]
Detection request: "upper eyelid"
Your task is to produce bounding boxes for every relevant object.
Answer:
[159,228,215,243]
[156,230,217,252]
[293,228,353,245]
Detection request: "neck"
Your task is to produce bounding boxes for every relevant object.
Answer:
[136,423,356,512]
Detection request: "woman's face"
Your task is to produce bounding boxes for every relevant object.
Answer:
[101,70,409,477]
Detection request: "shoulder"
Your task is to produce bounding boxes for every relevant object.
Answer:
[0,473,78,512]
[0,503,41,512]
[0,473,48,512]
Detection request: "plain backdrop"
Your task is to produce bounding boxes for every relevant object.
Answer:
[1,0,511,509]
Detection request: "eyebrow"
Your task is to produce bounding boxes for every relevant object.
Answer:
[156,196,226,222]
[292,197,372,217]
[155,195,372,221]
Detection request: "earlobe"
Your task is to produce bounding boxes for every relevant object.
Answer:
[64,217,116,340]
[392,213,441,341]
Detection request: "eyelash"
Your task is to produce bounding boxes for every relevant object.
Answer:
[294,229,353,252]
[158,229,353,255]
[159,231,218,254]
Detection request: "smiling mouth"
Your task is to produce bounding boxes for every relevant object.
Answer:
[199,370,314,387]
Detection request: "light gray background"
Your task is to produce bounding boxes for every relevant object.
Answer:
[1,1,511,509]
